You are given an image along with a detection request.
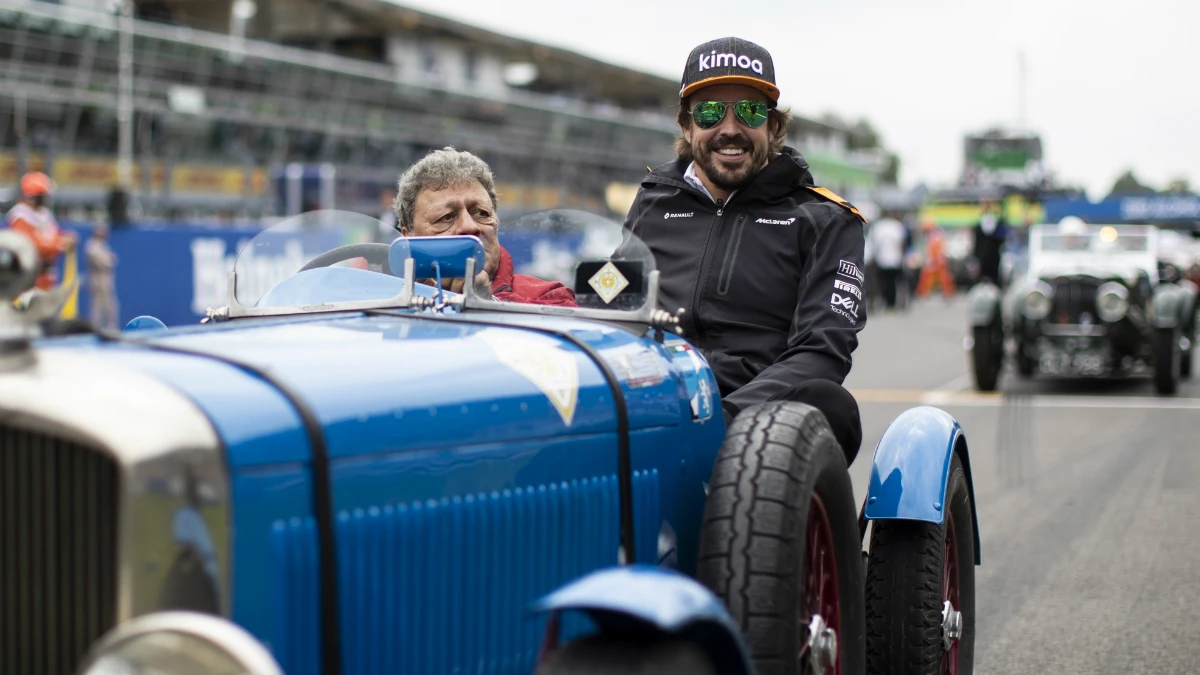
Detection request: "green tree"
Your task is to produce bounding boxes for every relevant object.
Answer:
[1165,177,1192,194]
[847,119,882,151]
[1108,169,1156,197]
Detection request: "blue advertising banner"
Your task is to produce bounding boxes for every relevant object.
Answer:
[51,223,600,328]
[1044,195,1200,224]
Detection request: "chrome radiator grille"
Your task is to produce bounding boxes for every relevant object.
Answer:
[1050,278,1101,323]
[1,424,119,675]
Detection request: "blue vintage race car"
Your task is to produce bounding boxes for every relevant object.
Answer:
[0,210,979,675]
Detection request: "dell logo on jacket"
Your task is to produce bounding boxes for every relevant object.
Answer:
[699,52,764,75]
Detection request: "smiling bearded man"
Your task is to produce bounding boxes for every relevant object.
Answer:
[622,37,869,465]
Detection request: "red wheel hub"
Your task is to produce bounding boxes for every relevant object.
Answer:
[941,512,960,675]
[802,492,840,675]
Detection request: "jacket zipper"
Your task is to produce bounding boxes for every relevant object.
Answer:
[716,214,747,296]
[689,202,728,344]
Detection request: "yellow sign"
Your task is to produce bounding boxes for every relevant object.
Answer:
[587,261,629,304]
[59,249,79,320]
[0,153,268,197]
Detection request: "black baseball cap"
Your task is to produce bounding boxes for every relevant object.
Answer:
[679,37,779,105]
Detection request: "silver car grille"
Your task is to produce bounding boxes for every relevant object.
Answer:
[1,424,119,675]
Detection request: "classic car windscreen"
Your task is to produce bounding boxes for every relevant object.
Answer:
[503,209,655,311]
[233,210,387,307]
[1039,227,1150,253]
[232,208,656,315]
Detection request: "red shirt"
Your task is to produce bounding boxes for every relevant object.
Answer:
[490,246,577,307]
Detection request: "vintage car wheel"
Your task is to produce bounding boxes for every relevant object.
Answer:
[1154,327,1180,395]
[698,402,864,675]
[536,634,716,674]
[970,325,1002,391]
[1015,345,1036,377]
[865,453,975,675]
[1181,339,1194,380]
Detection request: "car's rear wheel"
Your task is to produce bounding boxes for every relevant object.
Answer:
[535,635,716,675]
[698,402,864,675]
[865,453,975,675]
[1181,334,1193,380]
[1155,327,1180,395]
[970,325,1002,391]
[1015,342,1036,377]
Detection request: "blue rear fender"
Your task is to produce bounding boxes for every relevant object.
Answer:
[864,406,981,564]
[533,565,753,675]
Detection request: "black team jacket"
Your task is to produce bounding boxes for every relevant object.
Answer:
[623,146,868,419]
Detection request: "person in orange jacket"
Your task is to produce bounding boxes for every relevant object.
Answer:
[916,218,956,298]
[6,171,76,290]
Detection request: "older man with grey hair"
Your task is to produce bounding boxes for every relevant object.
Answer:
[393,147,576,307]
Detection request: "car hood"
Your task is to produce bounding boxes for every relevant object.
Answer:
[33,313,687,466]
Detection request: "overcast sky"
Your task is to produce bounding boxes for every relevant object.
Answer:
[393,0,1199,199]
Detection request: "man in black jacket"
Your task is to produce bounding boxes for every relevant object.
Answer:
[623,37,868,463]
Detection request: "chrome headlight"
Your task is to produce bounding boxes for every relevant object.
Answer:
[78,611,282,675]
[1022,283,1053,321]
[1095,282,1129,322]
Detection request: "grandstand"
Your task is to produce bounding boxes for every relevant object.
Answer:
[1,0,891,223]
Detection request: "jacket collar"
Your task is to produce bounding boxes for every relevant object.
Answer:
[490,245,515,294]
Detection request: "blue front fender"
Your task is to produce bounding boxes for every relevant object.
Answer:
[865,406,981,564]
[533,565,753,675]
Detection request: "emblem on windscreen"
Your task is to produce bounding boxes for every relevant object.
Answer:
[588,261,629,304]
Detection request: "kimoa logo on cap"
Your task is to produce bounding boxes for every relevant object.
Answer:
[699,51,764,75]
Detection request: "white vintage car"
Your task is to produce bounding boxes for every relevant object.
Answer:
[967,219,1197,394]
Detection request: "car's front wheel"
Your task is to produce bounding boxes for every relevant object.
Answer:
[698,402,864,675]
[1155,327,1180,395]
[970,324,1003,391]
[865,453,975,675]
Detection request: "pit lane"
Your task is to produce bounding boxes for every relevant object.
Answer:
[846,297,1200,675]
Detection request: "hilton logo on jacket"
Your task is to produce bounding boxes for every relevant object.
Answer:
[838,260,865,284]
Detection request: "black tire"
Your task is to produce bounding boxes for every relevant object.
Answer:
[535,635,716,675]
[1181,337,1193,380]
[1016,343,1036,377]
[1155,327,1180,395]
[970,325,1001,391]
[698,402,865,675]
[865,453,975,675]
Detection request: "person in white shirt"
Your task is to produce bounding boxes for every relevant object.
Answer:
[866,213,908,309]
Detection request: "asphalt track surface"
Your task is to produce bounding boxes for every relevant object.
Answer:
[844,296,1200,675]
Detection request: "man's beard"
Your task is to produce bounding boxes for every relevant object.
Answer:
[693,133,769,192]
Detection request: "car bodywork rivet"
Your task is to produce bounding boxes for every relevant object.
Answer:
[933,502,942,511]
[868,496,877,504]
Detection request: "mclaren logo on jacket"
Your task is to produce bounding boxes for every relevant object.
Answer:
[754,216,796,225]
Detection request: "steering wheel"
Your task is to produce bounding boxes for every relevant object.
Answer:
[298,243,392,275]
